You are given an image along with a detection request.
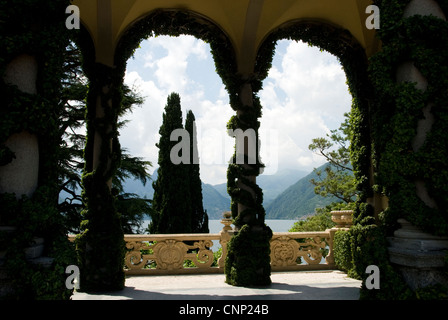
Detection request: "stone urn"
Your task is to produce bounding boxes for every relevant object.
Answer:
[221,211,236,236]
[220,212,233,231]
[331,210,354,229]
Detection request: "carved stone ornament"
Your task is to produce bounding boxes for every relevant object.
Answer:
[188,240,214,268]
[110,215,338,275]
[125,241,146,270]
[153,240,188,270]
[270,236,300,266]
[299,236,326,265]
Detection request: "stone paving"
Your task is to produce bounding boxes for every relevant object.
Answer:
[71,270,362,300]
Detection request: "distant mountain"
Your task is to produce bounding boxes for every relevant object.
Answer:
[63,163,348,221]
[212,168,308,207]
[121,168,229,219]
[265,163,345,219]
[201,183,230,219]
[122,176,154,199]
[64,162,351,222]
[121,167,308,220]
[258,169,308,205]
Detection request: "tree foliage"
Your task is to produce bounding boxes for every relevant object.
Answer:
[185,110,209,233]
[289,202,355,232]
[308,113,357,204]
[58,42,152,234]
[149,94,209,234]
[149,93,192,233]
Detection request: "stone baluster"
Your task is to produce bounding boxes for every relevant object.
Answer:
[0,55,49,265]
[0,54,48,297]
[326,210,354,265]
[218,212,233,268]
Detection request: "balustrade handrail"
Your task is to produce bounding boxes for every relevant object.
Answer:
[124,233,221,241]
[272,231,332,238]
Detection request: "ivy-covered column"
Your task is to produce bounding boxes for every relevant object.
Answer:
[75,62,125,292]
[365,0,448,298]
[225,76,272,287]
[0,0,75,299]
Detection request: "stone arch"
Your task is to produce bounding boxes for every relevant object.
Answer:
[114,9,238,94]
[55,0,448,294]
[221,19,378,287]
[3,0,448,299]
[255,19,376,214]
[76,8,241,292]
[58,0,448,294]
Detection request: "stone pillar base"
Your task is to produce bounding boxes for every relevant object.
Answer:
[387,219,448,290]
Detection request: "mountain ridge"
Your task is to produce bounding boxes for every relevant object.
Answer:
[265,163,339,219]
[121,164,343,220]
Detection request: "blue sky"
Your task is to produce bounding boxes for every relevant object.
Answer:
[120,35,351,185]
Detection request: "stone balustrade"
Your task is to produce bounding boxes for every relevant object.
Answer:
[68,211,355,275]
[123,233,222,275]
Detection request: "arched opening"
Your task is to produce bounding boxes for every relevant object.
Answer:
[256,20,374,215]
[75,9,239,291]
[59,0,448,297]
[258,38,354,220]
[120,34,235,226]
[2,0,448,301]
[121,34,234,188]
[73,11,377,292]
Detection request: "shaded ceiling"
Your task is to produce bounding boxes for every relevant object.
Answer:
[73,0,378,74]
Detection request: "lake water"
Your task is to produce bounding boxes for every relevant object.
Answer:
[139,219,298,250]
[139,219,297,234]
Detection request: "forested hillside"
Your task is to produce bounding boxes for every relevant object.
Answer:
[120,165,349,220]
[265,163,346,219]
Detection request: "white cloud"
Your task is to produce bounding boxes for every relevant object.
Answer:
[120,36,351,185]
[259,40,351,175]
[121,35,234,183]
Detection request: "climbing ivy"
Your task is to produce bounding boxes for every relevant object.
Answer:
[329,0,448,300]
[370,0,448,236]
[115,9,273,286]
[3,1,445,297]
[0,0,76,299]
[74,9,241,290]
[74,60,126,292]
[224,76,272,287]
[257,5,448,298]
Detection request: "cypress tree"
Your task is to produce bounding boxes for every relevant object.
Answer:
[185,110,209,233]
[149,93,192,233]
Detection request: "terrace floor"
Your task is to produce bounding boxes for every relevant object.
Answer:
[71,270,362,300]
